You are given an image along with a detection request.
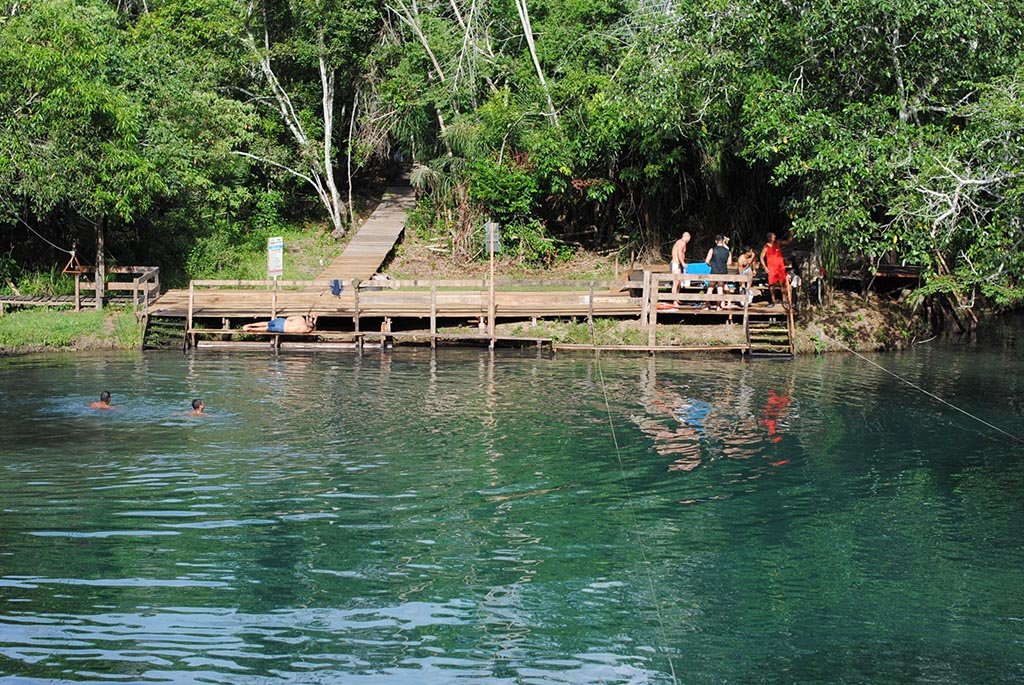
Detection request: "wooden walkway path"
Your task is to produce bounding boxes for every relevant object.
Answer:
[0,294,96,311]
[317,184,416,283]
[139,175,795,354]
[147,285,639,319]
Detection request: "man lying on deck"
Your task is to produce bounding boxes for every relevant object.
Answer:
[242,315,315,334]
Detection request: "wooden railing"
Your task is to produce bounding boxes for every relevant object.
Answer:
[185,277,625,349]
[76,266,160,314]
[641,271,753,349]
[0,266,159,315]
[179,273,793,354]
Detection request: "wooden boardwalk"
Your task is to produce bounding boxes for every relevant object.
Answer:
[146,283,639,319]
[140,175,795,353]
[317,184,416,283]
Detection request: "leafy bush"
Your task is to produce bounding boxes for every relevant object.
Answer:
[497,219,573,265]
[185,230,259,280]
[16,266,76,297]
[466,158,538,225]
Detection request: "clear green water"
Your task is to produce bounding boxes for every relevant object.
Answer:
[1,336,1023,683]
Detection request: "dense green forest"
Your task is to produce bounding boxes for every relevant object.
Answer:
[1,0,1022,305]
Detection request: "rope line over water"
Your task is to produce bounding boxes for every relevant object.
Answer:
[1,198,74,255]
[818,328,1024,444]
[592,346,680,684]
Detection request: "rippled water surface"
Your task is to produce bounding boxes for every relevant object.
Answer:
[1,337,1023,683]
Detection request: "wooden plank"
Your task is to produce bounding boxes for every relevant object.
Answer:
[554,344,745,352]
[648,276,657,348]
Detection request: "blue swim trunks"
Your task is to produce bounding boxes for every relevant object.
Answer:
[266,317,287,333]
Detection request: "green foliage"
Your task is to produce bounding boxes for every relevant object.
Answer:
[14,266,76,297]
[111,309,143,348]
[466,158,538,225]
[185,225,337,280]
[2,0,1024,310]
[509,317,644,345]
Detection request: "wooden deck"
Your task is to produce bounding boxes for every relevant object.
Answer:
[317,184,416,282]
[140,185,795,354]
[147,283,641,319]
[143,271,795,356]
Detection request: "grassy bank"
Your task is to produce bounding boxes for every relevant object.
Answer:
[0,307,141,354]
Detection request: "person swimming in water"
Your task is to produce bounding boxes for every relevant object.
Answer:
[189,398,205,416]
[89,391,113,410]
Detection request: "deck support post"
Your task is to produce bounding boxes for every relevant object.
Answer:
[270,278,278,319]
[187,281,195,349]
[587,281,595,340]
[488,240,496,344]
[430,284,437,349]
[74,275,81,312]
[742,272,751,355]
[353,280,361,332]
[647,273,658,351]
[640,270,651,325]
[353,280,362,352]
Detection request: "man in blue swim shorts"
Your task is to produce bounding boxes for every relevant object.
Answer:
[243,315,314,333]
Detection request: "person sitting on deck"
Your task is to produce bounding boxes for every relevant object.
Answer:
[242,315,315,334]
[736,245,759,277]
[736,246,760,304]
[90,390,113,410]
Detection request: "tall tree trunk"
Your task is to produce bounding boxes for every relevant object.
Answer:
[238,4,347,235]
[513,0,558,126]
[319,55,346,237]
[347,91,358,228]
[95,216,105,310]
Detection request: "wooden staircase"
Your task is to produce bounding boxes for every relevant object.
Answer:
[746,308,794,358]
[143,315,187,350]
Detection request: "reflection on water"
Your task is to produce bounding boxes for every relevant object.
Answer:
[632,358,796,472]
[1,345,1023,684]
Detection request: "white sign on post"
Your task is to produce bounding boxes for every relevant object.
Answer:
[267,236,284,279]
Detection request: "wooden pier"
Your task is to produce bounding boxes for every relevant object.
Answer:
[141,180,793,355]
[144,272,793,355]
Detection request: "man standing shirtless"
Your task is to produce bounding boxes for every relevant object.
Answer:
[670,231,691,305]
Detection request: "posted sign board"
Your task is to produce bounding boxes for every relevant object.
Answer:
[484,221,501,254]
[267,236,284,278]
